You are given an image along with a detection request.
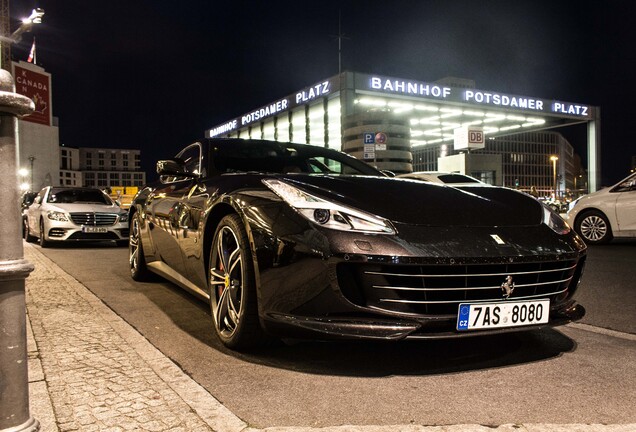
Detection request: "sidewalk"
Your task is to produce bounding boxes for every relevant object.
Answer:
[22,243,634,432]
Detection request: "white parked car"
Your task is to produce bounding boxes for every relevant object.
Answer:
[24,186,129,247]
[397,171,487,186]
[565,172,636,244]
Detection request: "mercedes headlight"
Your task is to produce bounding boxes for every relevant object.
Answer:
[542,204,570,235]
[47,211,69,222]
[119,212,129,223]
[263,179,395,234]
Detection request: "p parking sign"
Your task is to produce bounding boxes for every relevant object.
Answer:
[363,133,375,144]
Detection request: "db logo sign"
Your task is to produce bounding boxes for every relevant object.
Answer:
[468,130,484,144]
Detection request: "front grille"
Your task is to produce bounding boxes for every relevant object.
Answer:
[67,231,119,240]
[69,212,118,226]
[338,257,585,316]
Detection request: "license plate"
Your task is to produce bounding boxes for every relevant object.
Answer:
[82,226,108,233]
[457,299,550,331]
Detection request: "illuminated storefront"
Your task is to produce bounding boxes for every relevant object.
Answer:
[206,71,600,192]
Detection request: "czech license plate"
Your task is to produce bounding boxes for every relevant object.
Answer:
[457,299,550,331]
[82,226,108,233]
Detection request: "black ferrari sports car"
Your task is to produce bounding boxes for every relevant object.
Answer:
[129,138,586,349]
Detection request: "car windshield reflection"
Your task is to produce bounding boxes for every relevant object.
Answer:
[49,188,112,205]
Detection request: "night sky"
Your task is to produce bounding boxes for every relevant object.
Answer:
[9,0,636,185]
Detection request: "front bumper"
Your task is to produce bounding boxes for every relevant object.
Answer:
[250,208,587,341]
[44,220,129,242]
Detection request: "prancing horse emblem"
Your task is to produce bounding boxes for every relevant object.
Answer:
[501,276,515,299]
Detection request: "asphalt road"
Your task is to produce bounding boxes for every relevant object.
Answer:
[33,240,636,428]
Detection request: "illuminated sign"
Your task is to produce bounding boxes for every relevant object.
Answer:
[13,64,51,126]
[241,98,289,125]
[296,81,330,104]
[454,127,485,151]
[552,102,589,116]
[209,119,238,137]
[207,77,339,137]
[464,90,544,111]
[362,73,591,119]
[370,76,451,99]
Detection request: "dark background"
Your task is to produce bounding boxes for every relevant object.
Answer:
[10,0,635,185]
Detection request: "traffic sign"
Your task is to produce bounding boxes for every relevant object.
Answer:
[363,144,375,159]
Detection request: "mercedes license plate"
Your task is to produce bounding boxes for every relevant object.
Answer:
[82,226,108,233]
[457,299,550,331]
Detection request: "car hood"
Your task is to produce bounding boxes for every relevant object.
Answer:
[280,175,543,227]
[45,203,122,213]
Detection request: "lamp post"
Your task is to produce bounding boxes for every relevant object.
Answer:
[550,155,559,198]
[0,69,38,432]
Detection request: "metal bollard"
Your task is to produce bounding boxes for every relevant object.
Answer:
[0,69,38,432]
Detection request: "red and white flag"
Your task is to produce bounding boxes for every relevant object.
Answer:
[27,38,36,63]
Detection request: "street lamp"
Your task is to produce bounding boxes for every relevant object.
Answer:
[9,9,45,43]
[550,155,559,198]
[28,155,35,191]
[18,168,29,191]
[0,8,45,70]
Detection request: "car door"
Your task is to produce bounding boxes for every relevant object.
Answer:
[614,178,636,233]
[180,179,219,291]
[144,143,204,277]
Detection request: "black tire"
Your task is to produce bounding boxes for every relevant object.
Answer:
[129,212,152,281]
[39,219,49,248]
[575,210,613,245]
[24,217,35,242]
[209,214,265,350]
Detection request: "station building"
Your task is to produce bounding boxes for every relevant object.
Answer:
[206,71,600,194]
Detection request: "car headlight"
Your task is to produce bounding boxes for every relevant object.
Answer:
[119,212,129,223]
[263,179,395,234]
[47,211,69,222]
[542,204,570,235]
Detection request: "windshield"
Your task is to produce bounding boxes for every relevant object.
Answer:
[48,188,112,205]
[209,139,382,176]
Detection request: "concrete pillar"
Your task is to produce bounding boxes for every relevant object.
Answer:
[0,69,38,432]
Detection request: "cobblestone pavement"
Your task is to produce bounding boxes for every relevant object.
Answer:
[22,243,635,432]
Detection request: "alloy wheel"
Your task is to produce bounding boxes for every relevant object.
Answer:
[210,225,244,339]
[580,215,607,242]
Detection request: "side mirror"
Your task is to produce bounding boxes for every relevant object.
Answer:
[156,159,188,176]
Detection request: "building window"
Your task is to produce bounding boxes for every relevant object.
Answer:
[263,119,275,141]
[308,102,325,147]
[291,107,306,144]
[327,97,341,150]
